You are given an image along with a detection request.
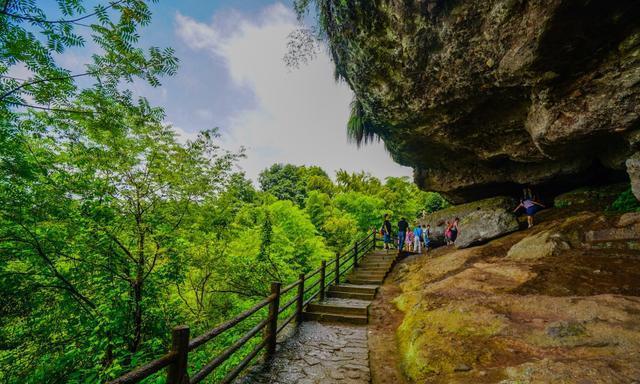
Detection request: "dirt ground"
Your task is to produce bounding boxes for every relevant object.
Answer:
[367,260,410,384]
[368,205,640,383]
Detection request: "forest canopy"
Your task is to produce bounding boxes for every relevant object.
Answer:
[0,1,448,382]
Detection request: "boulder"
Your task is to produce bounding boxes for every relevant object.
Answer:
[507,230,570,261]
[585,225,640,244]
[553,183,628,209]
[455,209,520,249]
[627,152,640,201]
[617,212,640,227]
[318,0,640,202]
[419,196,519,248]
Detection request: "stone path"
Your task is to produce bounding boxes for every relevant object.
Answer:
[238,321,370,384]
[238,250,408,383]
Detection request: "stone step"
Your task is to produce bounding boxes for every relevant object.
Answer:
[358,259,395,265]
[347,275,384,281]
[354,273,387,278]
[347,277,384,285]
[307,298,370,316]
[326,290,375,300]
[355,265,389,271]
[357,265,392,271]
[358,263,393,269]
[361,254,396,260]
[362,255,396,261]
[303,311,368,325]
[355,266,388,272]
[328,284,378,295]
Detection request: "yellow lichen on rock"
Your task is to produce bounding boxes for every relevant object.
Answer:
[396,300,506,380]
[391,205,640,383]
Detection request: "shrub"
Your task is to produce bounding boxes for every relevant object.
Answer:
[608,188,640,213]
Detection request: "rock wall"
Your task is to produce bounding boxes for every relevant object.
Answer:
[628,152,640,201]
[322,0,640,202]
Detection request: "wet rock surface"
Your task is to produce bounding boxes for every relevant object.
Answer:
[238,322,370,384]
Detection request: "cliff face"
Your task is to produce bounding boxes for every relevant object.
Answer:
[325,0,640,202]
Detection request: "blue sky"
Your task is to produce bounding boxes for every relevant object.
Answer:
[36,1,413,182]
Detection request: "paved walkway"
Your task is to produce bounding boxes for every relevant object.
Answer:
[238,321,370,384]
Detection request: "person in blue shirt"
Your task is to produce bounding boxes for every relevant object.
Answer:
[413,225,423,253]
[423,224,431,253]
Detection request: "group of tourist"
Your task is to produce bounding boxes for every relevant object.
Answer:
[380,214,463,252]
[380,214,433,253]
[378,188,546,254]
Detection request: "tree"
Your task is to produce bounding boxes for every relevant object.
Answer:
[1,0,177,118]
[0,90,242,381]
[333,192,385,234]
[258,163,307,206]
[335,170,382,194]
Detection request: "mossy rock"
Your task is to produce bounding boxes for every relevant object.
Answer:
[553,183,628,209]
[396,301,506,381]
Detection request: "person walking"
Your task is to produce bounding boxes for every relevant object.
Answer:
[397,217,409,252]
[381,214,393,251]
[413,224,423,253]
[449,217,460,244]
[423,224,431,253]
[514,198,545,228]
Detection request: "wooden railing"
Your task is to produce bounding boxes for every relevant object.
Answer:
[106,230,378,384]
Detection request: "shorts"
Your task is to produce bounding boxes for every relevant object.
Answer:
[383,233,391,243]
[525,205,540,216]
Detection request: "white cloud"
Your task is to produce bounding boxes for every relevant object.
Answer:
[195,108,214,121]
[174,3,412,181]
[168,122,199,144]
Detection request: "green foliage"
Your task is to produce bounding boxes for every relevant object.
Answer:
[421,191,451,213]
[0,2,451,382]
[258,163,307,206]
[333,192,385,233]
[347,97,379,147]
[608,188,640,213]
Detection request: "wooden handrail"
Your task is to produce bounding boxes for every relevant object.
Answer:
[188,294,275,351]
[106,231,377,384]
[106,352,176,384]
[189,317,270,383]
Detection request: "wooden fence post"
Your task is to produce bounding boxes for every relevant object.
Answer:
[372,229,377,250]
[265,282,281,360]
[354,241,359,268]
[166,325,189,384]
[319,260,326,301]
[334,252,340,285]
[296,273,305,323]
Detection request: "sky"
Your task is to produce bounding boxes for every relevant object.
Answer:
[35,1,414,182]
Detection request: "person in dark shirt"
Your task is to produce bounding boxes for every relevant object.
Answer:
[397,217,409,251]
[381,214,393,250]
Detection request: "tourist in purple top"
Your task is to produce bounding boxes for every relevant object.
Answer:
[514,198,546,228]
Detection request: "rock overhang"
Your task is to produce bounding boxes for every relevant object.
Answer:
[323,0,640,202]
